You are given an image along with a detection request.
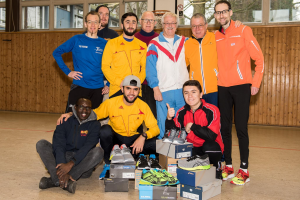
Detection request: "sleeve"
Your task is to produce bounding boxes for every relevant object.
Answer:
[136,45,147,84]
[172,106,186,130]
[143,104,160,139]
[52,36,76,76]
[72,122,101,165]
[93,99,110,120]
[52,123,68,165]
[184,42,190,66]
[243,26,264,88]
[146,44,159,88]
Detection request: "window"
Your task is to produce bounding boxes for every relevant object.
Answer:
[54,5,83,29]
[22,6,49,29]
[270,0,300,22]
[89,3,120,27]
[125,1,147,21]
[183,0,215,25]
[0,7,5,30]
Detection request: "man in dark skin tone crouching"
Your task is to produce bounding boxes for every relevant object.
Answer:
[36,98,104,193]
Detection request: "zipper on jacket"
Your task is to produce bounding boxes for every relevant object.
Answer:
[237,60,243,79]
[199,40,206,94]
[191,71,194,80]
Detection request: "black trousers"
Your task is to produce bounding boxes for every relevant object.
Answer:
[99,124,157,164]
[66,84,104,113]
[141,84,157,118]
[218,84,251,169]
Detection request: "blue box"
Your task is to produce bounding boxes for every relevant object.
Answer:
[139,185,177,200]
[177,167,216,187]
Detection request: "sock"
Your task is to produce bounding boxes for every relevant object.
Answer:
[240,168,248,173]
[226,164,233,168]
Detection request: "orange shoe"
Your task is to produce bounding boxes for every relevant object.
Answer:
[222,165,234,181]
[230,169,250,185]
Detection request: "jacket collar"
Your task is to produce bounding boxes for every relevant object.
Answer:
[219,19,234,35]
[72,106,97,125]
[184,99,206,112]
[158,32,180,44]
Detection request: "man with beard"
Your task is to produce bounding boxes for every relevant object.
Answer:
[57,75,159,179]
[146,12,189,139]
[53,11,109,113]
[214,1,264,185]
[102,12,147,98]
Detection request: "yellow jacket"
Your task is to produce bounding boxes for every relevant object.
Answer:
[185,31,218,94]
[102,35,147,97]
[94,96,159,139]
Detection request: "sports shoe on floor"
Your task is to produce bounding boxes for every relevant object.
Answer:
[154,169,179,185]
[62,180,77,194]
[99,164,110,180]
[230,169,250,185]
[172,128,187,144]
[110,145,125,164]
[136,154,150,170]
[162,129,177,143]
[177,154,210,170]
[120,144,135,163]
[139,169,168,186]
[149,154,161,169]
[39,177,57,189]
[222,165,235,181]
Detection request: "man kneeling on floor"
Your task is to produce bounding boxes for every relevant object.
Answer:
[36,98,104,193]
[58,75,160,179]
[165,80,224,179]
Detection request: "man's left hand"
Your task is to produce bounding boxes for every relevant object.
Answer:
[185,122,193,133]
[251,86,259,95]
[59,174,75,188]
[235,20,243,27]
[56,161,74,178]
[102,85,109,95]
[130,135,146,154]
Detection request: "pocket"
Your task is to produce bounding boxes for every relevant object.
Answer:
[110,115,126,132]
[236,60,243,79]
[112,51,128,69]
[129,114,143,133]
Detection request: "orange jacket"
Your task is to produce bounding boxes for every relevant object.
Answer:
[215,20,264,88]
[185,31,218,94]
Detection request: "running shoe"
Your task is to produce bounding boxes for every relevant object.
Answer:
[139,169,168,186]
[136,154,150,170]
[120,144,135,163]
[154,169,179,185]
[149,154,161,169]
[110,145,125,164]
[99,164,110,180]
[222,165,235,181]
[177,154,210,170]
[162,129,177,143]
[172,128,187,144]
[230,169,250,185]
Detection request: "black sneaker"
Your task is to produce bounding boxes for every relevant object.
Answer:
[137,154,150,170]
[149,154,161,169]
[63,180,77,194]
[39,177,56,189]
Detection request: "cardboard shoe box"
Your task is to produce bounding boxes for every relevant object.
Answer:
[156,140,193,159]
[180,179,222,200]
[110,163,135,179]
[159,154,186,173]
[104,170,129,192]
[139,185,177,200]
[177,167,216,187]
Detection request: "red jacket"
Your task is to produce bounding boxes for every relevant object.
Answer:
[165,99,224,152]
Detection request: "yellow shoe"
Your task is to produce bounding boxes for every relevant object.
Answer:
[230,169,250,185]
[222,165,234,180]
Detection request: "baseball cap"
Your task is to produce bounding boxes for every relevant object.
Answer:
[122,75,141,88]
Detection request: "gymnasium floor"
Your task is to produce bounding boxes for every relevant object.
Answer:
[0,111,299,200]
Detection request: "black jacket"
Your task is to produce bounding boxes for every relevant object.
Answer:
[52,108,100,166]
[97,25,119,39]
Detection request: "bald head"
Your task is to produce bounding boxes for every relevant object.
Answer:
[140,11,157,33]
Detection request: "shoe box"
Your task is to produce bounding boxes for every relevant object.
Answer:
[156,140,193,159]
[104,170,129,192]
[180,179,222,200]
[177,167,216,187]
[159,154,186,173]
[139,185,177,200]
[109,163,136,179]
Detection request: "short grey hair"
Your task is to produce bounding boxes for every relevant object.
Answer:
[161,12,179,28]
[141,11,156,19]
[190,13,207,25]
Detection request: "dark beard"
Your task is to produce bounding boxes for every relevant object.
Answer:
[124,94,138,103]
[123,26,137,36]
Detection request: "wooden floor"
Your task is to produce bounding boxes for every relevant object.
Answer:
[0,111,299,200]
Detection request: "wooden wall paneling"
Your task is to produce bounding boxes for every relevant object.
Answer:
[284,27,291,125]
[271,28,277,125]
[51,32,59,113]
[0,34,5,111]
[296,27,300,126]
[248,28,255,124]
[5,34,12,111]
[277,28,284,125]
[262,27,269,125]
[258,27,266,124]
[35,33,41,112]
[289,28,295,126]
[45,33,51,113]
[11,34,17,111]
[27,33,33,112]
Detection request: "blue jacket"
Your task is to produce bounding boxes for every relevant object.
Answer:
[52,107,100,166]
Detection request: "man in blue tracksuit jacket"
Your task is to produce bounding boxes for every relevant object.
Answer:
[36,97,104,193]
[53,11,109,112]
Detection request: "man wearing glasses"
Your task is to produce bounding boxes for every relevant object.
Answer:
[214,1,264,185]
[53,11,108,113]
[146,12,189,139]
[134,11,159,118]
[102,12,147,98]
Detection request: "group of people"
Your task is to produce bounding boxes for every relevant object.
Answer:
[36,0,264,194]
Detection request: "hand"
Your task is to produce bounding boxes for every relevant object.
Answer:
[58,174,75,188]
[235,20,243,27]
[251,86,259,95]
[212,30,217,34]
[57,112,73,125]
[166,103,175,120]
[102,85,109,95]
[185,122,193,133]
[130,135,146,154]
[56,161,74,179]
[153,87,163,101]
[68,71,83,80]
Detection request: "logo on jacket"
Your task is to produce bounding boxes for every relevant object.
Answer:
[140,46,145,50]
[79,45,88,48]
[120,42,125,45]
[231,43,235,46]
[81,130,88,136]
[119,105,124,109]
[139,109,144,114]
[95,47,103,54]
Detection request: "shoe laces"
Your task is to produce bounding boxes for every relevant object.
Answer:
[235,169,248,179]
[223,166,232,173]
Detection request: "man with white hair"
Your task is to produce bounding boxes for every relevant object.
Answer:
[146,12,189,139]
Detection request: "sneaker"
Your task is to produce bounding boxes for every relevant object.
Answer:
[154,169,179,185]
[110,145,125,164]
[149,154,161,169]
[172,128,187,144]
[99,164,110,180]
[230,169,250,185]
[136,154,150,170]
[39,177,57,189]
[162,129,177,143]
[222,165,235,181]
[177,154,210,170]
[139,169,168,186]
[120,144,135,163]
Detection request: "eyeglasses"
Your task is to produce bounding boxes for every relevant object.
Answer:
[141,19,155,24]
[87,21,99,25]
[77,105,92,111]
[163,22,177,26]
[192,24,206,29]
[214,9,231,15]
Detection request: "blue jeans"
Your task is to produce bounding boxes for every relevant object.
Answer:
[202,92,218,107]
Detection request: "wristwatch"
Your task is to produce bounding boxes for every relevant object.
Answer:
[141,132,147,139]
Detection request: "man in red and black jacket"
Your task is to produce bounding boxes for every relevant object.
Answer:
[165,80,223,178]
